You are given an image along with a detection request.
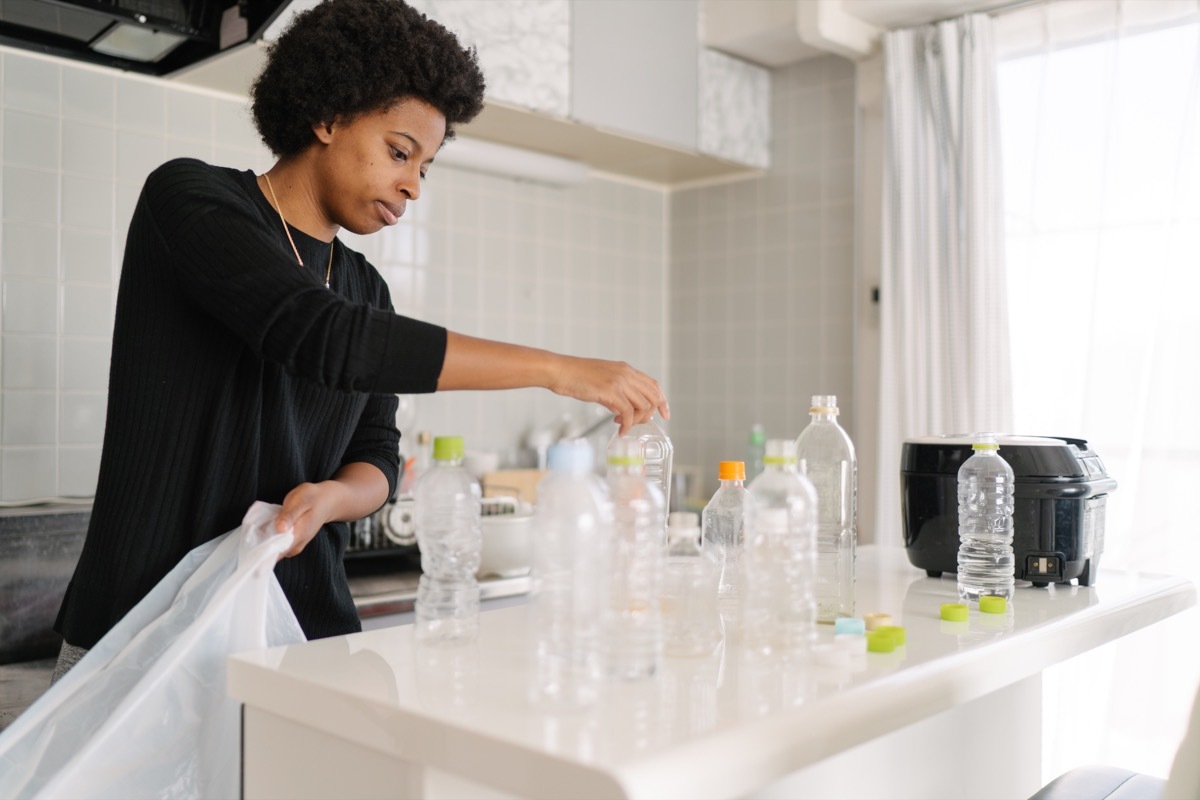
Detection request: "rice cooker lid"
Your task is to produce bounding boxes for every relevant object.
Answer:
[901,434,1105,479]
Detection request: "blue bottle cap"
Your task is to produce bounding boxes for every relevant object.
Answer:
[834,617,866,635]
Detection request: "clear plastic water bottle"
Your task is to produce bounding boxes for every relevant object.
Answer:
[414,435,482,642]
[604,437,665,680]
[746,424,766,483]
[610,419,674,514]
[529,439,611,709]
[957,433,1016,603]
[741,439,818,654]
[701,461,747,606]
[795,395,857,623]
[663,512,723,658]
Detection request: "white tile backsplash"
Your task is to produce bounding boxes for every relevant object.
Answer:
[2,223,57,279]
[2,280,57,334]
[62,121,115,179]
[62,69,114,125]
[2,53,59,115]
[4,110,59,170]
[2,166,58,225]
[1,335,56,390]
[62,175,113,231]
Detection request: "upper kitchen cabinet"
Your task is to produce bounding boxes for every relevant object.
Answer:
[172,0,770,187]
[406,0,570,117]
[571,0,699,153]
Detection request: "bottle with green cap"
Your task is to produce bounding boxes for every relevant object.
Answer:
[741,439,818,654]
[414,435,482,642]
[746,424,766,483]
[608,418,674,515]
[956,433,1015,603]
[604,436,665,680]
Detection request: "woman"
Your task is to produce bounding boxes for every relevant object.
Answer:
[52,0,667,678]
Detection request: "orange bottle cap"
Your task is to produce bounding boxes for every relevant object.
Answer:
[718,461,746,481]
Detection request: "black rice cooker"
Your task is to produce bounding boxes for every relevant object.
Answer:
[901,435,1117,587]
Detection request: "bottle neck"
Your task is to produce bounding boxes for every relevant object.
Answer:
[434,456,463,467]
[719,478,744,488]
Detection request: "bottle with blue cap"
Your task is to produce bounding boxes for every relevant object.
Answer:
[414,435,482,642]
[529,439,611,709]
[956,433,1016,603]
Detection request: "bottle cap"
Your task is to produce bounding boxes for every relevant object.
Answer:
[876,625,906,646]
[749,424,766,446]
[979,596,1008,614]
[718,461,746,481]
[971,432,1000,451]
[810,395,839,414]
[863,612,892,631]
[607,436,644,466]
[867,631,896,653]
[432,436,464,461]
[547,439,593,474]
[940,603,969,622]
[834,617,866,636]
[763,439,797,465]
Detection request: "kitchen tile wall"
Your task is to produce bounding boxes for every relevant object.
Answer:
[669,55,857,500]
[0,47,668,502]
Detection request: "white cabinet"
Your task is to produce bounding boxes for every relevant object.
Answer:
[407,0,570,117]
[571,0,699,152]
[699,47,771,169]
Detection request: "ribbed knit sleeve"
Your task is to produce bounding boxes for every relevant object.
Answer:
[141,159,446,393]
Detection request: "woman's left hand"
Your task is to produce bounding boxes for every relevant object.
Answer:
[274,481,342,559]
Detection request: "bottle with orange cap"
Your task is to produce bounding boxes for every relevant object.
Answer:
[701,460,748,606]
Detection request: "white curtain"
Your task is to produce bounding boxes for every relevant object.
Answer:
[995,0,1200,783]
[877,14,1013,538]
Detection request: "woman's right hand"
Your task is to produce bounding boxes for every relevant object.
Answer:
[547,355,669,435]
[437,332,670,434]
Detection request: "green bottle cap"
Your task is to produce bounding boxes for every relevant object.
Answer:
[940,603,969,622]
[876,625,906,646]
[867,630,896,653]
[979,596,1008,614]
[432,436,464,461]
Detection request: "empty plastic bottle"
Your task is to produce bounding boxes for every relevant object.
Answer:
[663,512,723,658]
[795,395,857,623]
[746,424,766,483]
[529,439,611,709]
[741,439,818,654]
[610,419,674,515]
[701,461,747,606]
[957,433,1016,603]
[604,437,666,680]
[414,435,482,642]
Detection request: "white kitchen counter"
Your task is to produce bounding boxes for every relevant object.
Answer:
[228,546,1195,800]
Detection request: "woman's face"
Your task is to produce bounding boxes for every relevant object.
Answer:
[311,98,447,235]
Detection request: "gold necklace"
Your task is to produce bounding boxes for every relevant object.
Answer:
[262,172,333,289]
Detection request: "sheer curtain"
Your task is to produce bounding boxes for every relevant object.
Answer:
[995,0,1200,782]
[877,13,1013,536]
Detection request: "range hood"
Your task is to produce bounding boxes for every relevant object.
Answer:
[0,0,290,75]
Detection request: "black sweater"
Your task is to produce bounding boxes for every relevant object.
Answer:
[55,158,447,647]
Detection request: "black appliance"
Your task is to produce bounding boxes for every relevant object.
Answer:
[901,434,1116,587]
[0,0,290,75]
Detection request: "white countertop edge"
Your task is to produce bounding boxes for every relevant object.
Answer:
[228,573,1196,800]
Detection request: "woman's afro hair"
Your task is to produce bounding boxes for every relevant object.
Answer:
[250,0,486,157]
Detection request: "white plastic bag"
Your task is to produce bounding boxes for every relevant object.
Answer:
[0,501,306,799]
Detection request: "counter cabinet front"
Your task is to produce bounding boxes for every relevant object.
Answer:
[229,546,1195,800]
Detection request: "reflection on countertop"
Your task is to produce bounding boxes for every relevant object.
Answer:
[345,554,531,618]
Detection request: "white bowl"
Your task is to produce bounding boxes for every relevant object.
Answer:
[478,513,533,578]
